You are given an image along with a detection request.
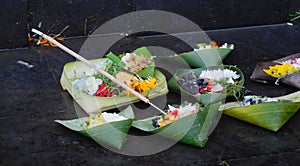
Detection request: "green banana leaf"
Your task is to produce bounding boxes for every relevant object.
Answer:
[60,58,168,114]
[132,102,222,148]
[220,91,300,132]
[106,46,155,78]
[167,44,233,68]
[55,106,134,149]
[168,65,245,104]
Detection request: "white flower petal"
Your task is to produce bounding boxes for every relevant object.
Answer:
[102,112,128,123]
[226,78,234,84]
[199,69,240,82]
[72,76,103,96]
[211,84,224,92]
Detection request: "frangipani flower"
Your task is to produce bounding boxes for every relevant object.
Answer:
[72,76,103,95]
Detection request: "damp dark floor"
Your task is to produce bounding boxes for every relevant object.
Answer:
[1,23,300,165]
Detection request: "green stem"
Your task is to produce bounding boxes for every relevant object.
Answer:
[290,11,300,22]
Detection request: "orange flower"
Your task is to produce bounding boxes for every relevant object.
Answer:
[125,77,157,95]
[210,41,219,48]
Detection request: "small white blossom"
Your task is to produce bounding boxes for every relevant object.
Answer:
[194,43,234,51]
[220,43,228,48]
[199,69,240,83]
[211,83,224,92]
[102,112,128,123]
[121,53,133,63]
[72,76,103,96]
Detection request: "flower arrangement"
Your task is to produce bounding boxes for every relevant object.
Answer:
[152,102,199,128]
[60,48,168,114]
[132,102,221,148]
[85,112,129,129]
[251,54,300,88]
[55,106,134,149]
[263,63,298,79]
[263,57,299,84]
[168,65,245,104]
[194,41,234,51]
[177,69,240,95]
[71,60,158,98]
[220,91,300,132]
[71,59,117,97]
[168,41,234,68]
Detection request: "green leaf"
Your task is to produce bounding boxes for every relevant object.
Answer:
[132,102,221,148]
[134,46,155,78]
[167,65,245,104]
[222,102,300,132]
[55,106,134,149]
[105,52,125,68]
[221,91,300,132]
[290,11,300,22]
[274,91,300,102]
[134,46,153,57]
[60,58,168,114]
[168,45,233,68]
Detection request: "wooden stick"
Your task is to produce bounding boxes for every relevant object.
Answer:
[31,28,166,115]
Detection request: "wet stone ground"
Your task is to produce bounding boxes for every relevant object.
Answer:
[1,24,300,165]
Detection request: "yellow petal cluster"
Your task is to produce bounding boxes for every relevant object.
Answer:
[263,63,299,78]
[86,115,106,129]
[125,77,156,95]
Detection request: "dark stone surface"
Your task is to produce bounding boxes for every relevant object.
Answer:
[0,24,300,165]
[2,0,300,49]
[0,1,28,49]
[27,0,134,37]
[136,0,289,30]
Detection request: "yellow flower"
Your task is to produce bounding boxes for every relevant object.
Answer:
[86,115,105,129]
[148,77,157,87]
[263,63,299,78]
[125,77,157,95]
[288,65,298,73]
[138,81,150,92]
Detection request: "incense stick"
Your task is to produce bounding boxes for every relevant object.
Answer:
[31,28,166,115]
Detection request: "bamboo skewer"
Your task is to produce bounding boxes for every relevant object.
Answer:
[31,28,166,115]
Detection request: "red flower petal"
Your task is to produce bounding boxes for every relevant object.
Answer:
[170,110,179,116]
